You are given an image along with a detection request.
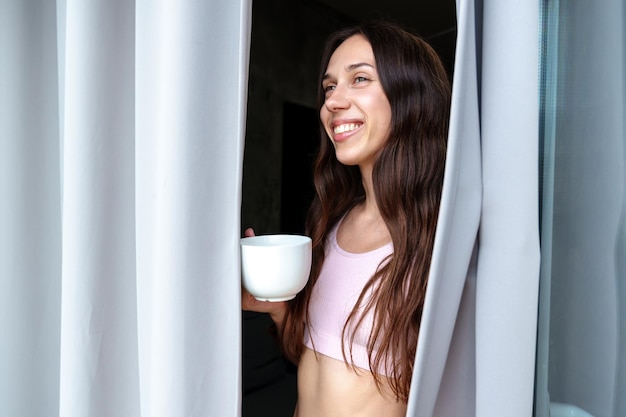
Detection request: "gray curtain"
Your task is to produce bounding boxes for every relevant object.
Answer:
[407,1,541,416]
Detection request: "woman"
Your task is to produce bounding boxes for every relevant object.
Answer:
[243,21,451,416]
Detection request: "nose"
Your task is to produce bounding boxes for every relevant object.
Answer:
[324,84,350,112]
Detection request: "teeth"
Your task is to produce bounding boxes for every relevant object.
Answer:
[333,123,361,134]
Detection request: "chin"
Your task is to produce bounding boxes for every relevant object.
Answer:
[334,155,359,167]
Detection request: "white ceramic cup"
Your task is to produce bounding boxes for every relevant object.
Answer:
[240,234,312,302]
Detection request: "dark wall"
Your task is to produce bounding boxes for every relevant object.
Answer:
[241,0,353,235]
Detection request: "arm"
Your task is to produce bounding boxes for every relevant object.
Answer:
[241,287,287,331]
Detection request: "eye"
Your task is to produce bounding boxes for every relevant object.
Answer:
[355,76,369,83]
[323,84,336,94]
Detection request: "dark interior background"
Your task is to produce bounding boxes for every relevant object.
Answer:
[241,1,456,415]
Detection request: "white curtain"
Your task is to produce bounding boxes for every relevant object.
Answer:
[0,1,251,416]
[407,1,541,416]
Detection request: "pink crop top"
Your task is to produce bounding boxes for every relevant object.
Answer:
[303,222,393,374]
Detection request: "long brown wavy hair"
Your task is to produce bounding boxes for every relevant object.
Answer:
[279,21,451,401]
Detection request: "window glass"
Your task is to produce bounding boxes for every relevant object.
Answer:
[535,1,626,417]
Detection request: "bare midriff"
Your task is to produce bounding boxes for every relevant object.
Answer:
[293,347,407,417]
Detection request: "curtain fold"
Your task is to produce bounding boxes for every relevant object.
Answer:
[135,1,251,415]
[407,0,541,416]
[406,0,482,414]
[0,2,62,416]
[0,0,251,416]
[59,2,138,416]
[476,1,539,415]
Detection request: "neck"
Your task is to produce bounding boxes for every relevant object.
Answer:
[359,165,382,219]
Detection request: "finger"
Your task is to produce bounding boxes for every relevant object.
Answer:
[244,228,256,237]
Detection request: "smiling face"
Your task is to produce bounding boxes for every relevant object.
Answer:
[320,35,392,173]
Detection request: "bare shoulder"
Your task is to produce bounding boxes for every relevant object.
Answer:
[296,348,406,417]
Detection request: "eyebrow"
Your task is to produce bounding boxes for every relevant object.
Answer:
[323,62,375,80]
